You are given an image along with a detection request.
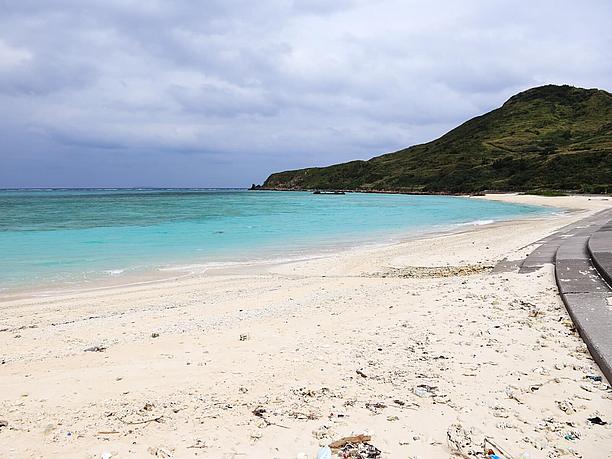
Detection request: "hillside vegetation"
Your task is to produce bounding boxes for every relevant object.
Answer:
[260,85,612,193]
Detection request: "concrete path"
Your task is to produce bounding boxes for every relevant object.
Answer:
[499,208,612,383]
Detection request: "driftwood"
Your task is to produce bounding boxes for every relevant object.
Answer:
[329,434,372,449]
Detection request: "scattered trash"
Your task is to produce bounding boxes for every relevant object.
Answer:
[151,332,160,338]
[239,334,249,341]
[328,436,381,459]
[316,446,332,459]
[556,399,576,415]
[101,452,113,459]
[528,305,542,317]
[312,425,332,440]
[587,416,607,425]
[147,446,173,457]
[365,402,386,413]
[356,369,368,378]
[186,440,207,449]
[564,431,580,441]
[585,374,602,382]
[387,415,399,421]
[447,424,477,457]
[484,437,515,459]
[505,386,522,404]
[296,452,309,459]
[329,434,372,449]
[84,345,106,352]
[414,384,436,398]
[0,420,8,429]
[251,406,289,429]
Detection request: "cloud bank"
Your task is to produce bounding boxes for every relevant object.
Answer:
[1,0,610,187]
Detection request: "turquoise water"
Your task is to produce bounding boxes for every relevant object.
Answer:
[0,189,552,292]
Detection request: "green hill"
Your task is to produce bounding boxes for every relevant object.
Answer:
[259,85,612,194]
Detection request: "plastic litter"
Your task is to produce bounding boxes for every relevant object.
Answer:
[329,434,381,458]
[564,431,579,441]
[587,416,607,425]
[414,384,436,398]
[316,446,331,459]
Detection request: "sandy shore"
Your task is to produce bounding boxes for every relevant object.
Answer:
[1,194,611,459]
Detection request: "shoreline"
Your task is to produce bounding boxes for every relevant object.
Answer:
[1,193,611,458]
[0,206,561,303]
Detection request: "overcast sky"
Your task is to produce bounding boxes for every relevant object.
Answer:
[1,0,610,187]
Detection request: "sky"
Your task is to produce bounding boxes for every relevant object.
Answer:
[0,0,610,188]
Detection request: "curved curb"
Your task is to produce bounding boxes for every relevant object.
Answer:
[555,232,612,384]
[588,226,612,288]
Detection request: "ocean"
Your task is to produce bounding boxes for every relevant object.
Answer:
[0,189,553,293]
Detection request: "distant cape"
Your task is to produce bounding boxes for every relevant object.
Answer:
[256,85,612,194]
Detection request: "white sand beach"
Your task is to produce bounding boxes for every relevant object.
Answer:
[1,194,611,459]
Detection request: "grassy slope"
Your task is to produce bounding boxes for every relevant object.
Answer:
[262,85,612,193]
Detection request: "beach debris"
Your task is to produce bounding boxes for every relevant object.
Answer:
[387,415,399,421]
[356,369,368,378]
[147,446,173,457]
[490,405,510,418]
[329,434,371,449]
[484,438,515,459]
[239,334,249,341]
[587,416,607,425]
[365,401,386,413]
[528,304,542,317]
[251,406,289,429]
[316,446,332,459]
[151,332,160,338]
[0,420,8,429]
[368,264,493,279]
[505,386,523,404]
[414,384,436,398]
[329,434,380,458]
[585,374,602,382]
[556,399,576,415]
[186,439,207,449]
[84,345,106,352]
[119,415,163,425]
[101,452,113,459]
[312,424,332,440]
[290,410,319,420]
[564,431,580,441]
[447,424,477,457]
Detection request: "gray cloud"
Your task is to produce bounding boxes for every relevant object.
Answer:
[0,0,610,187]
